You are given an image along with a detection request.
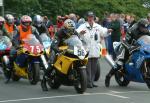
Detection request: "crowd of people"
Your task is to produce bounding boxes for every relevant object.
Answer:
[0,11,150,90]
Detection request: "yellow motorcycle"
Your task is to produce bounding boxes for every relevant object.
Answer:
[12,34,48,85]
[47,35,88,94]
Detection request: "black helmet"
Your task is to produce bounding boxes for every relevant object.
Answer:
[138,18,149,28]
[137,18,149,33]
[87,11,95,17]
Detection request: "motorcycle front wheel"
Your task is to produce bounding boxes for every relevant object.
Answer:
[47,69,61,89]
[12,72,20,81]
[74,68,87,94]
[28,63,40,85]
[115,69,130,87]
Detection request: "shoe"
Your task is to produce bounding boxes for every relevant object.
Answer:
[105,67,118,87]
[87,84,93,88]
[41,77,48,91]
[93,84,98,87]
[105,75,111,87]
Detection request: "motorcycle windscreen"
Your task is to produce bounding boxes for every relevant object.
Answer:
[137,35,150,45]
[64,35,88,59]
[64,35,83,47]
[137,35,150,53]
[40,33,52,49]
[0,36,12,50]
[22,34,43,55]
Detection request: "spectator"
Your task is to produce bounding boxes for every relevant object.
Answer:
[109,13,121,59]
[69,13,79,28]
[77,11,112,88]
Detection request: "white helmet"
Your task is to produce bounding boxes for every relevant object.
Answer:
[64,19,76,30]
[4,14,14,24]
[33,15,43,27]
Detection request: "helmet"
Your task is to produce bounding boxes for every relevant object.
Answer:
[4,14,14,24]
[64,19,76,36]
[64,19,75,30]
[78,18,85,25]
[33,15,43,27]
[137,18,150,33]
[21,15,32,28]
[0,16,5,26]
[87,11,95,17]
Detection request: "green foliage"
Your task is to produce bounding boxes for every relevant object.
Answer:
[3,0,150,19]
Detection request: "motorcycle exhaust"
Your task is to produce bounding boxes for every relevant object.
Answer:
[104,54,116,68]
[2,55,10,65]
[40,55,49,69]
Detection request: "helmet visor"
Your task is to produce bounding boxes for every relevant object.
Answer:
[22,22,31,26]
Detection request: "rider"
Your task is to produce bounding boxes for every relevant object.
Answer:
[0,16,5,36]
[33,15,50,36]
[6,15,42,82]
[13,15,42,46]
[105,18,150,87]
[41,19,78,91]
[3,14,17,39]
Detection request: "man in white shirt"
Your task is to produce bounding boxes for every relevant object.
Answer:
[77,11,112,88]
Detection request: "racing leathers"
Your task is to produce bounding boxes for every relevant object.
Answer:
[105,22,150,87]
[41,27,79,91]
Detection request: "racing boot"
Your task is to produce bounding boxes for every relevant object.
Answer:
[105,65,121,87]
[41,65,52,91]
[41,75,48,91]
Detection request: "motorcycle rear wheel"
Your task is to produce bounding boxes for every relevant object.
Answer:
[115,69,130,87]
[142,61,150,89]
[74,68,87,94]
[28,63,40,85]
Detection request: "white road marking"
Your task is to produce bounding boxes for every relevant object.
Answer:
[110,90,122,93]
[105,93,129,99]
[0,90,148,103]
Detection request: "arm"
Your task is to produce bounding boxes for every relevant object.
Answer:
[32,26,43,45]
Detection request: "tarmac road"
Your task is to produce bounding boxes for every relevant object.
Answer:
[0,59,150,103]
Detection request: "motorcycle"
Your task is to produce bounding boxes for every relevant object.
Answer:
[12,34,47,85]
[0,36,12,79]
[40,33,52,60]
[47,35,88,94]
[114,35,150,89]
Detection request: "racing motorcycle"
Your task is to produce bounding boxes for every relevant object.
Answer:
[114,35,150,89]
[47,35,88,94]
[12,34,48,85]
[40,33,52,60]
[0,36,12,79]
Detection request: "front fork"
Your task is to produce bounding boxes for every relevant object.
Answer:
[2,55,10,66]
[104,54,116,68]
[40,54,49,70]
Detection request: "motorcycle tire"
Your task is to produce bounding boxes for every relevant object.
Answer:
[94,61,101,81]
[29,63,40,85]
[12,72,20,81]
[142,61,150,89]
[1,61,10,79]
[74,68,87,94]
[115,70,130,87]
[48,70,61,89]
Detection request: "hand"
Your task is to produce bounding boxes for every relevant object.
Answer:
[108,29,113,33]
[80,30,86,35]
